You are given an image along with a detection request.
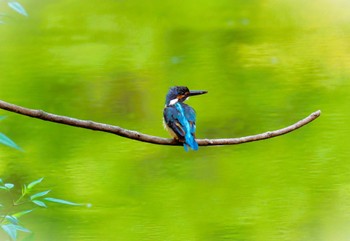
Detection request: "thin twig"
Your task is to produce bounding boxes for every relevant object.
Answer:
[0,99,321,146]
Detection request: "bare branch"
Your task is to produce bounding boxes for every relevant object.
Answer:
[0,99,321,147]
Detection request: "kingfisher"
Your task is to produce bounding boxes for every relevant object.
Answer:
[163,86,207,151]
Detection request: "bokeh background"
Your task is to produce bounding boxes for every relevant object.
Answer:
[1,0,350,240]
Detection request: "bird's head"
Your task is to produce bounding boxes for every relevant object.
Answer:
[165,86,207,106]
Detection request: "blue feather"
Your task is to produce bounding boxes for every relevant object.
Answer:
[174,103,198,151]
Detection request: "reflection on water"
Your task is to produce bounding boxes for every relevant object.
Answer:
[1,0,350,240]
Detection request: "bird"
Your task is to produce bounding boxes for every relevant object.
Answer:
[163,86,207,151]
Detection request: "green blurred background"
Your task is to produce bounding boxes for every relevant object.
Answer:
[1,0,350,240]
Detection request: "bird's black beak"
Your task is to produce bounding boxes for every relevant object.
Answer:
[189,90,208,96]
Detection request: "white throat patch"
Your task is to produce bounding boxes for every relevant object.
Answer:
[169,98,178,105]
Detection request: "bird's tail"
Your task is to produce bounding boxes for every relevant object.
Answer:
[183,134,198,151]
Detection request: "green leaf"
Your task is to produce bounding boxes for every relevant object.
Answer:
[1,223,31,241]
[0,116,6,121]
[1,224,17,240]
[22,184,27,195]
[30,190,50,200]
[14,225,30,233]
[7,1,28,16]
[5,183,14,189]
[0,133,21,150]
[32,200,46,208]
[0,185,7,190]
[5,216,18,225]
[27,178,43,190]
[12,210,32,219]
[44,197,82,206]
[0,178,3,183]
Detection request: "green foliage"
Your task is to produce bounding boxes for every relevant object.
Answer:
[0,133,21,150]
[0,117,21,150]
[0,0,27,24]
[7,1,28,16]
[43,197,85,206]
[26,178,43,190]
[0,177,88,241]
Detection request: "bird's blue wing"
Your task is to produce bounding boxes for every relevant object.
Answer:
[183,104,196,134]
[163,106,186,140]
[163,103,198,151]
[175,103,198,151]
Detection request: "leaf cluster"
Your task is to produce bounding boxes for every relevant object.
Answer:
[0,178,87,241]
